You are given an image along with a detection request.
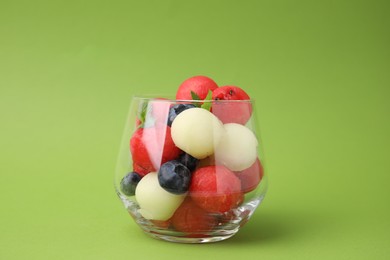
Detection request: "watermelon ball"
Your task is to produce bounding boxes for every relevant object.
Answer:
[171,198,218,233]
[135,172,186,221]
[150,219,171,229]
[215,123,258,171]
[171,107,225,159]
[132,162,150,176]
[130,125,181,173]
[176,75,219,100]
[189,165,243,213]
[234,158,264,193]
[211,85,252,125]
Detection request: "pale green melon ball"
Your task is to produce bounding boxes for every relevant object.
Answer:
[215,123,258,171]
[171,108,225,159]
[135,172,186,221]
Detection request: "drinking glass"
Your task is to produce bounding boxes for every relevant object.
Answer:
[114,97,268,243]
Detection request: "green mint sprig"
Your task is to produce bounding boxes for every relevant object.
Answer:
[191,91,201,101]
[191,91,202,107]
[137,101,155,128]
[190,90,213,110]
[200,90,213,111]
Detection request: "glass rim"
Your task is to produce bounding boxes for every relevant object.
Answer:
[131,95,255,103]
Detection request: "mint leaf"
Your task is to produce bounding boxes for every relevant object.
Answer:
[137,102,148,128]
[191,91,201,100]
[201,90,213,111]
[190,91,202,107]
[137,101,155,128]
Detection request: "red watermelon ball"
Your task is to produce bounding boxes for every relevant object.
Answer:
[171,198,218,233]
[132,161,150,176]
[189,165,243,213]
[130,126,181,173]
[176,75,218,100]
[234,158,264,193]
[211,85,252,125]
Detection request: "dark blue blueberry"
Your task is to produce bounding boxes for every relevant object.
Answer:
[158,161,191,194]
[167,104,196,126]
[177,153,199,172]
[120,172,142,196]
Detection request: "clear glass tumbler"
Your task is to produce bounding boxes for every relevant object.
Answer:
[114,97,268,243]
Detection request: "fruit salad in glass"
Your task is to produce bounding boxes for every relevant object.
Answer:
[114,76,268,243]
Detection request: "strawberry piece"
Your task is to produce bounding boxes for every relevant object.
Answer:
[211,85,252,125]
[234,158,264,193]
[130,126,181,173]
[171,198,217,233]
[176,75,218,100]
[189,165,243,213]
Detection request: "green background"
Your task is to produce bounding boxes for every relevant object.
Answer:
[1,0,389,259]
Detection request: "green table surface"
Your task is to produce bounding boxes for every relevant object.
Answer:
[1,0,389,259]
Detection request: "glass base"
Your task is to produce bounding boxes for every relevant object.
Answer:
[143,228,239,243]
[117,190,264,244]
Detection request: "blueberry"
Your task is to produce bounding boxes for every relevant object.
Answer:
[120,172,142,196]
[167,104,196,126]
[177,153,199,172]
[158,161,191,194]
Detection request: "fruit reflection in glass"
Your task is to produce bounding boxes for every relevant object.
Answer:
[115,78,267,243]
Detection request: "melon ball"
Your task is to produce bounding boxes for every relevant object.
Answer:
[135,172,186,221]
[171,108,225,159]
[215,123,258,171]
